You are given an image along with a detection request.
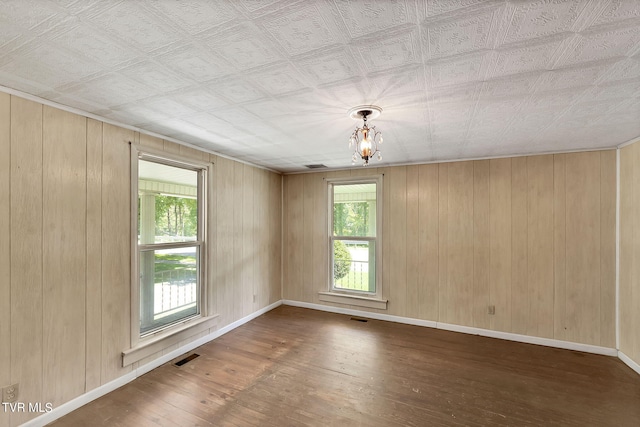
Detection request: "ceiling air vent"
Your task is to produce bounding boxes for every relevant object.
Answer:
[305,164,327,169]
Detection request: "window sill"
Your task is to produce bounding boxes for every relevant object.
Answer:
[318,292,388,310]
[122,314,219,367]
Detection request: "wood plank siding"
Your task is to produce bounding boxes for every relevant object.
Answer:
[620,141,640,367]
[283,153,617,348]
[0,94,281,427]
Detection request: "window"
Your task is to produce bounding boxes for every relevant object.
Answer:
[134,151,208,338]
[324,176,384,308]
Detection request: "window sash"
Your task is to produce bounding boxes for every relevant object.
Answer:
[327,176,382,299]
[330,237,376,295]
[139,245,202,336]
[139,241,203,251]
[131,145,209,346]
[330,235,376,242]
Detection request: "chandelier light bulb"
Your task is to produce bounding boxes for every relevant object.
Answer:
[361,136,371,156]
[347,105,384,167]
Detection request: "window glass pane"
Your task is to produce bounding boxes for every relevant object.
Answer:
[138,160,198,244]
[333,240,375,293]
[333,183,376,237]
[140,247,199,335]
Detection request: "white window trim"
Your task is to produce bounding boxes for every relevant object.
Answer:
[324,175,387,310]
[127,144,215,359]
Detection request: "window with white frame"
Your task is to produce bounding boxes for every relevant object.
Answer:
[134,152,207,338]
[328,177,382,301]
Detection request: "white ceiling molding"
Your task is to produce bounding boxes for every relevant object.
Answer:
[0,84,280,174]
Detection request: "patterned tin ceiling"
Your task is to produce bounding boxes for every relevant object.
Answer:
[0,0,639,172]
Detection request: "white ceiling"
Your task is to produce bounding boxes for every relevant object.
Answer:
[1,0,639,172]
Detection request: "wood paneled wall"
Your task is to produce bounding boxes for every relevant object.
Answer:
[620,141,640,368]
[0,93,10,427]
[283,152,616,348]
[0,93,281,427]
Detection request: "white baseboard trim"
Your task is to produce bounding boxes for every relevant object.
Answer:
[283,299,438,328]
[437,321,617,356]
[19,372,136,427]
[282,300,617,357]
[23,300,283,427]
[618,351,640,376]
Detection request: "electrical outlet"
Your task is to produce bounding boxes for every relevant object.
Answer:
[2,383,19,403]
[488,305,495,315]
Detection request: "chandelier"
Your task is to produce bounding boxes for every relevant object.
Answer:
[348,105,383,166]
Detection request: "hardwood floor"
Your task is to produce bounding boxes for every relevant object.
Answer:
[51,306,640,426]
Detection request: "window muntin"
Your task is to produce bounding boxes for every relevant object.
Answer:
[137,158,205,337]
[330,180,380,296]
